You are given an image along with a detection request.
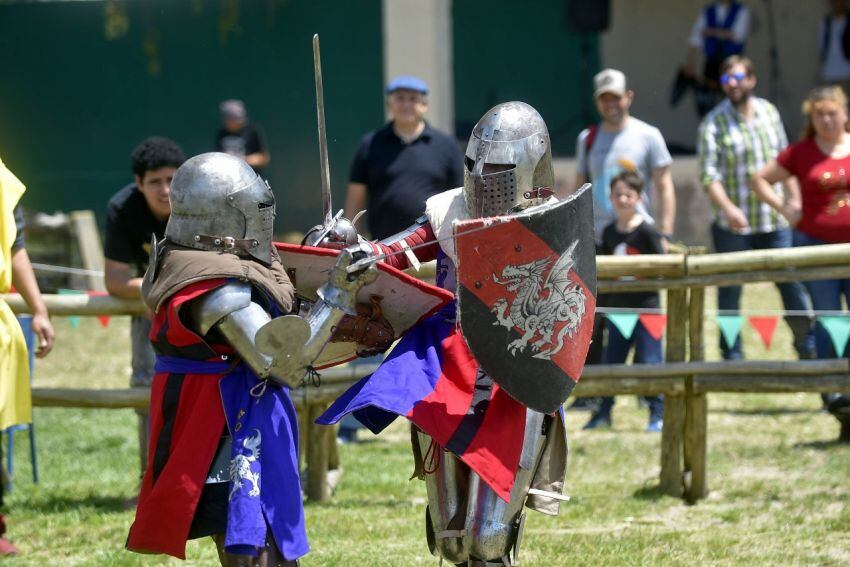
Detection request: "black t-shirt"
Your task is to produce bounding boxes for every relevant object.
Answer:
[104,183,168,275]
[349,122,464,240]
[12,205,25,251]
[215,123,268,171]
[600,220,663,309]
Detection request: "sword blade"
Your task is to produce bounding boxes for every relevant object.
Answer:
[313,33,333,229]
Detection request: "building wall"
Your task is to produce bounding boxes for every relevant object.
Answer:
[602,0,822,152]
[452,0,600,155]
[0,0,384,233]
[383,0,454,134]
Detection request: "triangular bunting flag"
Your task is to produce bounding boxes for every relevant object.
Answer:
[639,314,667,340]
[819,316,850,357]
[58,288,84,329]
[748,316,779,349]
[607,313,639,340]
[86,290,111,327]
[716,315,744,350]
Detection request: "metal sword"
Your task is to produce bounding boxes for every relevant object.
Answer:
[313,33,335,231]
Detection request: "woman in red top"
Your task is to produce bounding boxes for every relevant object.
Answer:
[752,86,850,436]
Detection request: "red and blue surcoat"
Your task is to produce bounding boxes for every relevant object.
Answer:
[127,277,308,560]
[318,220,566,507]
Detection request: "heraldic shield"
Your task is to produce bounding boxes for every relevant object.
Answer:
[455,186,596,414]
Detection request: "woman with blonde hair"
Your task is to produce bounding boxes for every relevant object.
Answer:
[751,85,850,440]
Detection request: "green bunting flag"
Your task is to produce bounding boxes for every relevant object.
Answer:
[58,288,84,329]
[607,313,639,340]
[819,316,850,357]
[716,315,744,350]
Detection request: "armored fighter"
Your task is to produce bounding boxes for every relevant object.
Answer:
[312,101,598,565]
[125,152,382,566]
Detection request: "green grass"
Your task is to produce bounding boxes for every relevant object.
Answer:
[3,283,849,565]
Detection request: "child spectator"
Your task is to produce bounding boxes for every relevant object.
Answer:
[584,171,665,432]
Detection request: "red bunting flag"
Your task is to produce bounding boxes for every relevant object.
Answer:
[748,316,779,349]
[85,290,111,328]
[639,314,667,340]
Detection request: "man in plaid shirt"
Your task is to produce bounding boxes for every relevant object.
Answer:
[698,55,814,360]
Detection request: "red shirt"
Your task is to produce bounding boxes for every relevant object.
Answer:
[778,138,850,243]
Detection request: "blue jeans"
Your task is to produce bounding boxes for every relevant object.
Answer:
[598,320,663,419]
[711,223,815,359]
[793,230,850,358]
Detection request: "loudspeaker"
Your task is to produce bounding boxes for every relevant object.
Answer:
[566,0,611,33]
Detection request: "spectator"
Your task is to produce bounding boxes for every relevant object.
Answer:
[819,0,850,92]
[343,75,464,240]
[215,99,270,172]
[583,171,664,432]
[565,68,676,389]
[339,75,463,442]
[698,55,815,360]
[1,156,55,555]
[684,1,752,117]
[104,137,185,478]
[569,68,676,247]
[751,85,850,440]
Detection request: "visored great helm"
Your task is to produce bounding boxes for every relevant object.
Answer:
[463,101,554,218]
[165,152,276,264]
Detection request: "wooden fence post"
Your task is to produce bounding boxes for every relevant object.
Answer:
[306,402,332,502]
[684,249,708,503]
[69,210,106,292]
[660,284,688,497]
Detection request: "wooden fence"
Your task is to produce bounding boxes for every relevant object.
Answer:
[7,242,850,503]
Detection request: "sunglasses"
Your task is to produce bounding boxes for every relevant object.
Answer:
[720,72,748,85]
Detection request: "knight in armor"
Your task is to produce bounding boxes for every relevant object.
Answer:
[125,152,377,566]
[315,102,596,565]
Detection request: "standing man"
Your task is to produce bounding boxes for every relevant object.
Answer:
[321,102,579,565]
[684,0,751,117]
[1,156,55,556]
[565,68,675,381]
[215,99,270,172]
[698,56,814,360]
[104,136,185,477]
[569,68,676,246]
[127,152,309,565]
[344,75,464,240]
[820,0,850,93]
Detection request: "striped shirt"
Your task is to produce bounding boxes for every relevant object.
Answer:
[698,97,788,233]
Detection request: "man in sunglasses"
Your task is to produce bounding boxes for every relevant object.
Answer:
[698,55,814,361]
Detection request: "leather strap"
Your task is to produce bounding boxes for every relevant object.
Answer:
[194,234,260,253]
[523,186,554,200]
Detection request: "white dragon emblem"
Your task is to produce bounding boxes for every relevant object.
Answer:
[229,429,261,501]
[491,242,587,360]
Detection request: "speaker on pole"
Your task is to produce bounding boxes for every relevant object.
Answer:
[566,0,611,33]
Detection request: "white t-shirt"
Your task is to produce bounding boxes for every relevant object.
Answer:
[575,117,673,239]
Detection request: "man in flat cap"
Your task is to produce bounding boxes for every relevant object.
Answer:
[344,75,463,241]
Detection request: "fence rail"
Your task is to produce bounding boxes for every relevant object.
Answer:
[7,241,850,503]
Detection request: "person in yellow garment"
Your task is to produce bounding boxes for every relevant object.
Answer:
[0,156,55,556]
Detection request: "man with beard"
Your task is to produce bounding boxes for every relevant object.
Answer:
[698,55,814,361]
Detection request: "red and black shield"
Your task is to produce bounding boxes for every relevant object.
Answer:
[454,186,596,414]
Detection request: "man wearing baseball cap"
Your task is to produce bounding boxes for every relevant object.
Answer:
[563,68,676,422]
[343,75,463,241]
[567,68,675,245]
[214,99,270,172]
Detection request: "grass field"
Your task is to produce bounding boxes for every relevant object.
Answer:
[3,283,849,566]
